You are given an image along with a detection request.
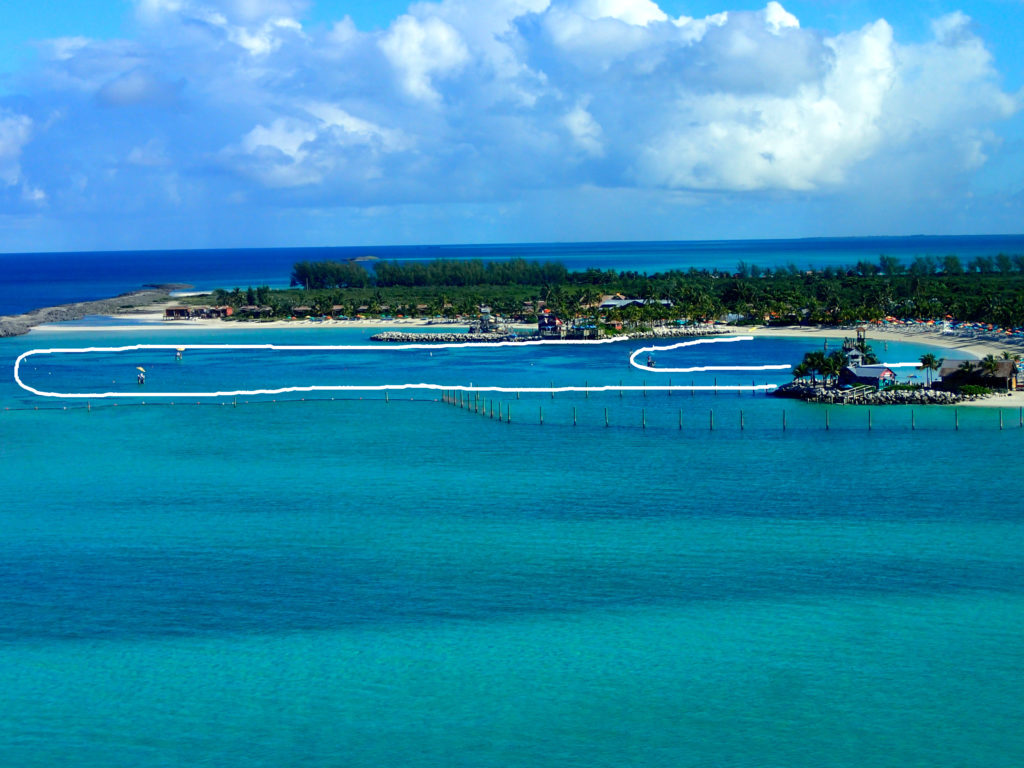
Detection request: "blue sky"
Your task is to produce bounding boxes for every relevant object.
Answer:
[0,0,1021,252]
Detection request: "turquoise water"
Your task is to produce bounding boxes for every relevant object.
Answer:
[2,327,1024,767]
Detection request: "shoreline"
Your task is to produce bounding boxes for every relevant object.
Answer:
[0,289,176,338]
[31,301,1023,358]
[739,324,1020,360]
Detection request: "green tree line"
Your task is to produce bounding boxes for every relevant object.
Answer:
[199,251,1024,329]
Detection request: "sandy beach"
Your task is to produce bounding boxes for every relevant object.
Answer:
[36,302,1024,357]
[741,324,1024,360]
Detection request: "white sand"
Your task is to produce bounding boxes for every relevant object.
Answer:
[741,324,1024,361]
[35,307,1023,358]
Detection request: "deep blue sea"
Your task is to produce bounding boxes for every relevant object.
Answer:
[3,234,1024,316]
[2,240,1024,767]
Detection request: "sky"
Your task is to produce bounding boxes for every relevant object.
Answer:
[0,0,1021,252]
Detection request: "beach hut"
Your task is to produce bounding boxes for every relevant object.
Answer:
[163,306,191,320]
[937,360,1018,391]
[839,365,897,389]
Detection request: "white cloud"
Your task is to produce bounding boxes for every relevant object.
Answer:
[563,98,604,156]
[572,0,668,26]
[228,103,410,187]
[22,185,47,204]
[3,0,1021,240]
[379,14,471,102]
[763,1,798,33]
[133,0,307,55]
[0,111,34,186]
[635,10,1015,192]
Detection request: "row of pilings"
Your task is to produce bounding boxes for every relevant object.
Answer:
[439,389,1024,431]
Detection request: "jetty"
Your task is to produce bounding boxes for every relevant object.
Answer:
[370,331,522,343]
[771,381,987,405]
[370,325,729,344]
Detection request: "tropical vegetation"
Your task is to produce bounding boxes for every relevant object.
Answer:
[185,251,1024,332]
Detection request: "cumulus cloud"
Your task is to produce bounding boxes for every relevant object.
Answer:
[224,102,411,187]
[2,0,1020,240]
[573,0,668,26]
[379,15,471,102]
[562,98,604,156]
[0,111,34,186]
[637,18,895,191]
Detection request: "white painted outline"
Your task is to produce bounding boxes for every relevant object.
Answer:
[14,336,789,399]
[628,336,793,373]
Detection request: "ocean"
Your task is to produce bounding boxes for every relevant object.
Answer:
[1,240,1023,767]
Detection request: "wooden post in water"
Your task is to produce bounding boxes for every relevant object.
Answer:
[550,381,555,399]
[539,405,543,425]
[619,380,623,399]
[507,404,511,423]
[825,409,830,430]
[573,407,577,427]
[1019,406,1022,427]
[642,408,646,430]
[691,380,694,398]
[668,377,672,397]
[782,410,786,431]
[868,410,872,430]
[643,379,647,399]
[740,410,744,431]
[585,381,589,399]
[955,408,959,430]
[385,390,389,404]
[714,377,718,396]
[709,409,714,431]
[911,409,915,430]
[999,409,1003,430]
[604,407,609,428]
[678,409,682,430]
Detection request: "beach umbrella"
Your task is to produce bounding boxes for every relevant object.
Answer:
[137,366,146,372]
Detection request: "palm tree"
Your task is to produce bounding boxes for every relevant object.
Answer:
[980,354,1000,378]
[803,351,828,385]
[918,353,942,388]
[823,350,849,385]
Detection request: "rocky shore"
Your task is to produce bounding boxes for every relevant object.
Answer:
[371,331,523,343]
[772,381,991,405]
[624,326,729,340]
[0,288,176,338]
[370,326,729,344]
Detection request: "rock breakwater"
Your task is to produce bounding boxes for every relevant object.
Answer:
[370,332,523,343]
[772,381,989,405]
